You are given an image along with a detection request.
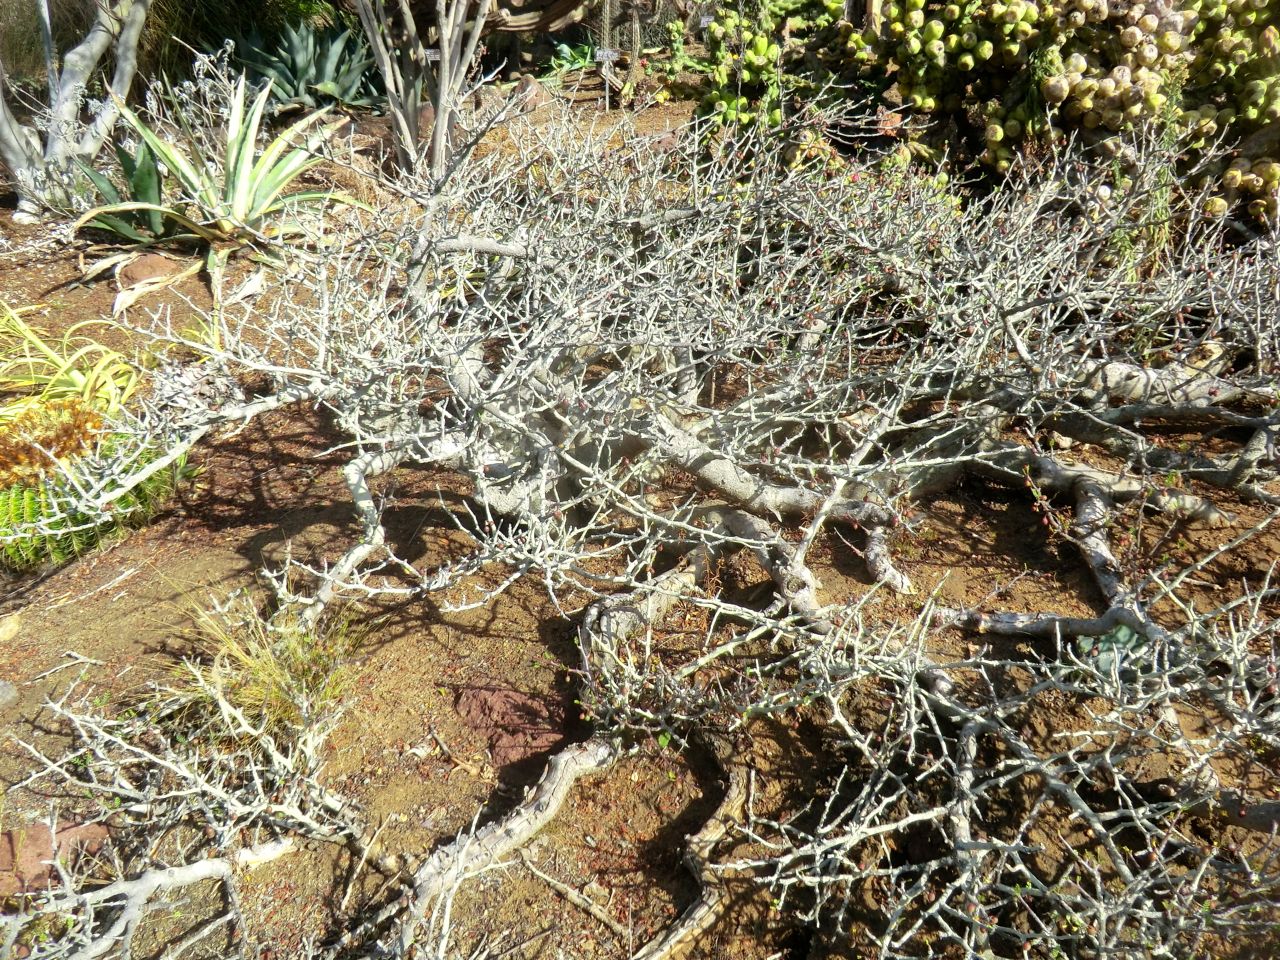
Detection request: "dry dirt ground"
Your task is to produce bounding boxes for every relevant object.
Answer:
[1,95,1279,959]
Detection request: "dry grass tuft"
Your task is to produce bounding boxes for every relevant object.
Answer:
[180,600,367,741]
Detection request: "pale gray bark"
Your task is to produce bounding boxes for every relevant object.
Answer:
[351,0,492,178]
[0,0,152,219]
[7,109,1280,959]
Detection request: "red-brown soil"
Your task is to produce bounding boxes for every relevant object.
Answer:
[2,97,1278,959]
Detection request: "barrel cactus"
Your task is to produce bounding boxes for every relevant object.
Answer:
[0,399,103,486]
[0,410,187,574]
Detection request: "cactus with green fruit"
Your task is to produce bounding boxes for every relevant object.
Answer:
[697,0,1280,221]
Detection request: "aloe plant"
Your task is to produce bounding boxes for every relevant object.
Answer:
[76,75,363,251]
[235,22,383,113]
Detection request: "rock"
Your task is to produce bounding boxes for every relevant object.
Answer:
[117,253,183,289]
[511,75,553,113]
[471,83,510,116]
[0,821,109,897]
[0,612,18,645]
[642,131,678,154]
[0,680,15,710]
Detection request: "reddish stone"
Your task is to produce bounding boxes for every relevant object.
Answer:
[643,131,678,154]
[117,253,184,289]
[511,75,553,113]
[0,820,109,897]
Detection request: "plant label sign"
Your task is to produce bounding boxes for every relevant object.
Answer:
[700,15,714,27]
[425,48,442,61]
[594,48,620,62]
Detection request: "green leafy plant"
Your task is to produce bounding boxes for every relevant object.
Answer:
[0,305,139,423]
[663,20,712,77]
[545,42,598,75]
[137,0,350,80]
[700,0,827,129]
[0,305,191,574]
[76,75,361,254]
[698,0,1280,220]
[648,20,714,99]
[76,140,188,246]
[1075,622,1151,681]
[234,21,383,113]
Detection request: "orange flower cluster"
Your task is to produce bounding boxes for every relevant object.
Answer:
[0,399,103,486]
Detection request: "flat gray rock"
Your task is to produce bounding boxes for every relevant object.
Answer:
[0,680,16,710]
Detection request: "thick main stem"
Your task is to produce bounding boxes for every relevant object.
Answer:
[1,0,153,220]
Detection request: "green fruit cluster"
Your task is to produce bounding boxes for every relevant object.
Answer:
[844,0,1202,171]
[698,0,1280,220]
[1183,2,1280,220]
[700,0,840,127]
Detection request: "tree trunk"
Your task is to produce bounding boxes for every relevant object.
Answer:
[0,0,152,221]
[626,1,643,98]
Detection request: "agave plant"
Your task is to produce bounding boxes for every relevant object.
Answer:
[235,22,383,113]
[76,75,362,253]
[76,140,188,245]
[545,42,597,75]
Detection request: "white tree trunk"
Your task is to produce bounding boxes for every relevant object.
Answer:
[0,0,152,221]
[352,0,491,179]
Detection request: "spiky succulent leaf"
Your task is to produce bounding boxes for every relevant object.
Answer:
[79,76,357,251]
[235,21,383,112]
